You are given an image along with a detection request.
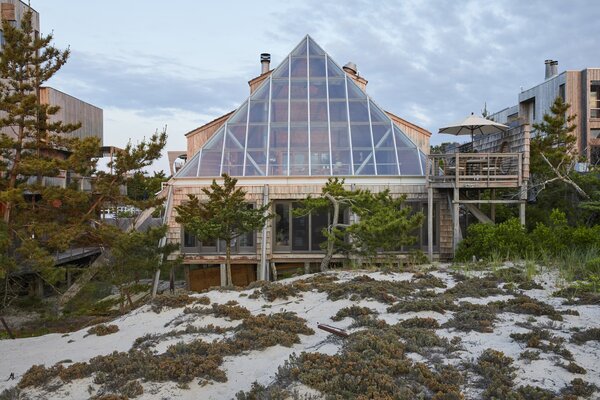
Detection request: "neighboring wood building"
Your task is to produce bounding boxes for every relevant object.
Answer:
[491,60,600,163]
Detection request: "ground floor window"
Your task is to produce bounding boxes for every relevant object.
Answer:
[272,199,438,253]
[181,204,255,254]
[273,201,338,252]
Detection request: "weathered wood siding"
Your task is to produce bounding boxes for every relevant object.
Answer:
[386,112,431,154]
[165,177,451,264]
[185,112,232,157]
[39,87,103,143]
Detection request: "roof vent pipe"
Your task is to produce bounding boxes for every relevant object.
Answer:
[551,60,558,77]
[545,59,558,79]
[260,53,271,74]
[343,62,358,76]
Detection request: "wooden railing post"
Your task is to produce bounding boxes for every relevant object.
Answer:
[455,153,459,186]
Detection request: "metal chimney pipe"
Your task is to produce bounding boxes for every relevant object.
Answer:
[544,60,553,80]
[260,53,271,74]
[551,60,558,77]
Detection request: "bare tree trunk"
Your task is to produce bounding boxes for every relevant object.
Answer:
[0,317,15,339]
[320,193,339,272]
[225,241,233,286]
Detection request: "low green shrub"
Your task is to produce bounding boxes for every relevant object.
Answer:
[87,324,119,337]
[456,218,533,261]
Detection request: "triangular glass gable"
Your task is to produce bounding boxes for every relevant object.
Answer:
[177,35,426,178]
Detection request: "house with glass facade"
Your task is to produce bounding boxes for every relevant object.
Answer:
[164,36,456,290]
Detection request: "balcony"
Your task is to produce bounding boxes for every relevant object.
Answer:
[426,153,524,189]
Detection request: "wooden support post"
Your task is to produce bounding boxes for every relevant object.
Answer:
[270,262,278,281]
[220,264,227,287]
[519,183,527,226]
[151,268,160,298]
[427,187,434,261]
[184,265,190,290]
[304,262,310,274]
[453,187,460,253]
[491,189,496,223]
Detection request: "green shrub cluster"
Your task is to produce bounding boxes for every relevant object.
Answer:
[456,210,600,269]
[150,294,197,313]
[286,329,464,398]
[87,324,119,337]
[17,311,314,397]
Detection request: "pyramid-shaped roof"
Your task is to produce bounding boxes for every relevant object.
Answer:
[177,36,426,178]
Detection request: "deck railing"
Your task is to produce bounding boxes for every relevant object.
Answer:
[427,153,523,187]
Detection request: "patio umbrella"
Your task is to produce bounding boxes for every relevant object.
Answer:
[438,113,509,145]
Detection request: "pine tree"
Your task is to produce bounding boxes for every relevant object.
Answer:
[0,10,170,307]
[294,178,424,270]
[175,174,271,286]
[529,97,589,201]
[531,97,577,180]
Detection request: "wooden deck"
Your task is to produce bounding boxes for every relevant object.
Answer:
[426,153,524,189]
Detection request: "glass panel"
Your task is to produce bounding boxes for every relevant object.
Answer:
[353,150,375,175]
[268,125,288,176]
[309,56,326,78]
[176,154,198,177]
[394,125,415,148]
[228,101,248,124]
[310,126,330,176]
[292,209,309,250]
[291,38,308,57]
[249,100,269,123]
[251,81,270,100]
[239,204,255,248]
[198,128,224,177]
[290,57,307,78]
[183,230,196,248]
[272,57,289,78]
[347,80,365,99]
[372,124,394,148]
[311,209,328,251]
[328,78,346,99]
[222,126,245,176]
[308,79,327,99]
[274,203,290,248]
[420,151,427,175]
[348,100,370,122]
[308,38,326,55]
[375,149,398,175]
[369,100,389,124]
[330,125,352,175]
[350,123,372,148]
[271,79,289,100]
[227,124,246,144]
[245,124,268,175]
[290,101,308,122]
[289,125,309,175]
[270,100,288,123]
[310,100,328,123]
[290,80,307,99]
[397,148,422,175]
[326,56,345,78]
[329,101,347,122]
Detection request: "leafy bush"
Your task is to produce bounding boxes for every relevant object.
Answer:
[87,324,119,336]
[456,218,533,261]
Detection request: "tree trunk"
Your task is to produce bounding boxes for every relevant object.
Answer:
[320,193,339,272]
[225,240,233,286]
[169,266,175,294]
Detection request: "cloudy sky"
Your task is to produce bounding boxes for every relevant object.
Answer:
[35,1,599,173]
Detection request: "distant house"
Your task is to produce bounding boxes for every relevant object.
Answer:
[491,60,600,164]
[164,36,528,291]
